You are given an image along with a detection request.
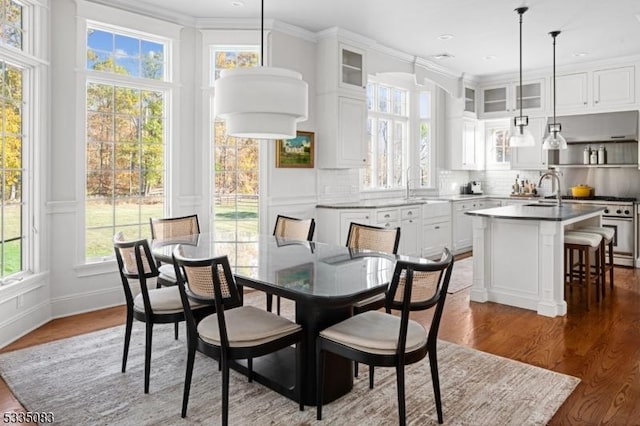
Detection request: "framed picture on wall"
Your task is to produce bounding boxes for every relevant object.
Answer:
[276,131,315,168]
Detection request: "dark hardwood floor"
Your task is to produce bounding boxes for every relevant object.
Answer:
[1,261,639,424]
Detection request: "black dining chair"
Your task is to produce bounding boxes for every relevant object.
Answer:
[113,232,210,394]
[172,251,305,426]
[346,222,401,378]
[316,248,454,425]
[268,215,316,315]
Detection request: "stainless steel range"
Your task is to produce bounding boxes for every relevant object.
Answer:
[545,196,636,266]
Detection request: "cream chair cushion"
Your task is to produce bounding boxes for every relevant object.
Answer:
[133,286,198,314]
[565,231,602,248]
[319,310,427,355]
[198,306,301,348]
[576,226,615,243]
[158,264,177,282]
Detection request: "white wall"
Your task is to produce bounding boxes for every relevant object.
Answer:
[265,30,318,228]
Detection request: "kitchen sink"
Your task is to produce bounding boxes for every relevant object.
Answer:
[524,203,557,207]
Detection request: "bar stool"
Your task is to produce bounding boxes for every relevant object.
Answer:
[564,231,602,311]
[574,226,615,297]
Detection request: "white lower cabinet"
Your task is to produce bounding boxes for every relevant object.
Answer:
[316,205,421,255]
[398,206,421,256]
[422,220,451,259]
[316,208,372,246]
[421,202,452,258]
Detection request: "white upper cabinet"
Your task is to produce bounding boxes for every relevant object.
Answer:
[554,72,589,111]
[339,44,366,92]
[316,31,369,168]
[552,66,636,114]
[447,116,482,170]
[464,86,477,116]
[481,84,510,116]
[593,66,635,107]
[317,94,367,168]
[316,32,367,98]
[479,79,544,118]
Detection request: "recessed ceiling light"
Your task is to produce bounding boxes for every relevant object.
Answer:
[431,53,455,60]
[231,1,245,7]
[437,34,454,41]
[573,52,589,57]
[483,55,497,60]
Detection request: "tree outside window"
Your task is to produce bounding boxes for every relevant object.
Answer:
[211,46,260,277]
[363,80,433,190]
[84,25,168,260]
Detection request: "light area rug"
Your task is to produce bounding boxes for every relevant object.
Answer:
[448,256,473,293]
[0,304,578,425]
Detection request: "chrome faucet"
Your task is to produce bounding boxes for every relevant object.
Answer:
[538,170,562,206]
[405,166,421,199]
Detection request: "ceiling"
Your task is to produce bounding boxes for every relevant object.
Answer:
[111,0,640,78]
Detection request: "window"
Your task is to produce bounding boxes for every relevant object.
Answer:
[485,120,511,168]
[363,79,433,190]
[86,28,165,80]
[84,24,168,261]
[0,61,25,281]
[418,91,432,187]
[0,0,23,50]
[211,46,260,277]
[364,83,408,189]
[0,0,36,284]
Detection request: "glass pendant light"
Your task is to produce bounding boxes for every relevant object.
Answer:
[509,7,535,147]
[214,0,308,139]
[542,31,568,150]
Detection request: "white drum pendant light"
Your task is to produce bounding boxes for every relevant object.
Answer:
[214,0,308,139]
[509,7,535,147]
[542,31,567,150]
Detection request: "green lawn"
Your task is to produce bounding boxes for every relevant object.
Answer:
[1,203,22,277]
[85,198,259,259]
[1,198,260,274]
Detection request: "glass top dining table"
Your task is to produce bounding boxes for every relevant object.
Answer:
[152,233,400,308]
[151,233,428,405]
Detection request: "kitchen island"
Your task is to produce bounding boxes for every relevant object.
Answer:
[466,203,605,317]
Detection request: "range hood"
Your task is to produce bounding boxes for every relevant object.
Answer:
[545,111,639,143]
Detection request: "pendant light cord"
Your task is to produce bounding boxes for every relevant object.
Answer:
[260,0,264,66]
[518,8,524,121]
[551,31,559,127]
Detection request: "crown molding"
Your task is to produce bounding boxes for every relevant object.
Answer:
[196,18,316,43]
[83,0,194,26]
[315,27,375,47]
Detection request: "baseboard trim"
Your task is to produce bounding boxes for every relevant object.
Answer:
[0,300,51,350]
[50,286,124,318]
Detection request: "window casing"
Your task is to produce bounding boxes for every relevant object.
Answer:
[84,23,169,261]
[0,0,37,285]
[363,79,433,191]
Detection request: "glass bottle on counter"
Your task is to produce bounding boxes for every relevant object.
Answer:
[583,146,590,164]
